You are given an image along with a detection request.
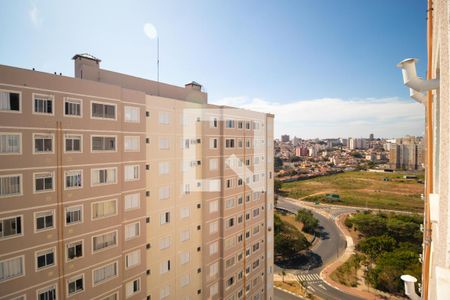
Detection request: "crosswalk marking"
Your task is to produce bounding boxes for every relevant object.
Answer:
[297,273,321,282]
[318,284,327,290]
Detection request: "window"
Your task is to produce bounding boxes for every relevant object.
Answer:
[226,178,233,189]
[160,260,171,274]
[237,121,243,129]
[226,217,235,229]
[159,112,170,124]
[226,198,235,209]
[159,162,170,174]
[34,172,54,193]
[180,229,190,242]
[35,210,54,231]
[66,205,82,225]
[159,138,169,149]
[92,136,116,151]
[124,136,140,152]
[64,98,82,117]
[210,117,218,128]
[126,278,140,298]
[160,212,170,225]
[0,133,21,154]
[180,274,190,287]
[93,231,117,252]
[209,242,218,255]
[253,208,260,218]
[38,286,57,300]
[92,102,116,119]
[209,158,218,171]
[124,193,140,210]
[124,106,140,123]
[209,200,218,213]
[0,90,20,112]
[224,237,236,250]
[36,248,55,270]
[225,139,235,148]
[124,164,139,181]
[92,199,117,219]
[157,186,170,201]
[246,139,251,148]
[210,283,219,296]
[245,121,251,129]
[226,276,235,288]
[180,252,190,265]
[93,261,118,285]
[180,207,190,218]
[209,138,218,149]
[0,174,21,197]
[65,170,82,189]
[34,134,53,153]
[65,134,82,152]
[160,236,171,250]
[91,167,117,186]
[33,94,53,115]
[160,286,170,299]
[66,240,83,261]
[125,222,140,240]
[209,262,218,278]
[125,249,140,269]
[226,120,235,128]
[209,221,218,234]
[68,274,84,296]
[0,215,22,239]
[225,257,235,269]
[0,256,24,282]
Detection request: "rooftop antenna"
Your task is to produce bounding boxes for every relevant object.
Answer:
[144,23,159,95]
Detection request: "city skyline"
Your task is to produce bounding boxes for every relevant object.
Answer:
[0,0,427,138]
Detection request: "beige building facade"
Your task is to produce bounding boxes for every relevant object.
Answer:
[0,54,274,300]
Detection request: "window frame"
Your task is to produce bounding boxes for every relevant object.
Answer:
[64,134,83,153]
[0,215,23,240]
[0,89,21,113]
[91,135,117,152]
[124,193,140,211]
[36,285,57,300]
[90,100,117,121]
[67,273,85,297]
[64,169,83,190]
[63,97,83,118]
[66,239,84,262]
[125,277,141,298]
[92,230,118,253]
[125,249,141,270]
[124,135,140,152]
[32,133,54,154]
[65,205,83,226]
[92,260,119,287]
[124,164,140,182]
[91,167,118,187]
[124,106,141,123]
[0,132,22,155]
[124,221,140,241]
[33,171,55,194]
[0,174,23,198]
[91,199,118,221]
[34,209,55,233]
[32,93,54,116]
[35,246,56,272]
[0,255,25,283]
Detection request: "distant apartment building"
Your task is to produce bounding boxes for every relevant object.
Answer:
[0,54,274,300]
[348,137,368,150]
[280,135,289,143]
[388,136,424,170]
[295,146,308,157]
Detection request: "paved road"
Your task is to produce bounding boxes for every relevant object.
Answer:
[275,197,363,300]
[274,288,304,300]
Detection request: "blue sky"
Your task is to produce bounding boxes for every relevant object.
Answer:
[0,0,427,138]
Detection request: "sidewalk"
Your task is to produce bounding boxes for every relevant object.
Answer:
[319,214,387,300]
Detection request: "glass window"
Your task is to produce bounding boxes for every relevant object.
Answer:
[64,98,82,117]
[35,210,54,231]
[0,216,22,238]
[36,248,55,269]
[0,133,21,154]
[92,136,116,151]
[92,102,116,119]
[0,175,21,197]
[66,205,82,225]
[0,256,24,282]
[34,134,53,153]
[124,106,140,123]
[0,91,20,112]
[34,94,53,114]
[65,134,82,152]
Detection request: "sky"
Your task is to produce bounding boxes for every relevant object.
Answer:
[0,0,427,139]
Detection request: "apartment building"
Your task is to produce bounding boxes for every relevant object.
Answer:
[0,54,274,300]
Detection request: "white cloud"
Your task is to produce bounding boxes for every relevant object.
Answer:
[144,23,158,40]
[211,96,425,139]
[29,3,42,28]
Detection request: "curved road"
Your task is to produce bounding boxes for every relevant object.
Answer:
[275,197,363,300]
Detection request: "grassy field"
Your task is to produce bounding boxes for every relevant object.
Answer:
[280,171,424,212]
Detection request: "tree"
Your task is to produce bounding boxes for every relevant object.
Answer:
[357,235,396,261]
[274,157,283,169]
[274,180,282,194]
[296,209,319,234]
